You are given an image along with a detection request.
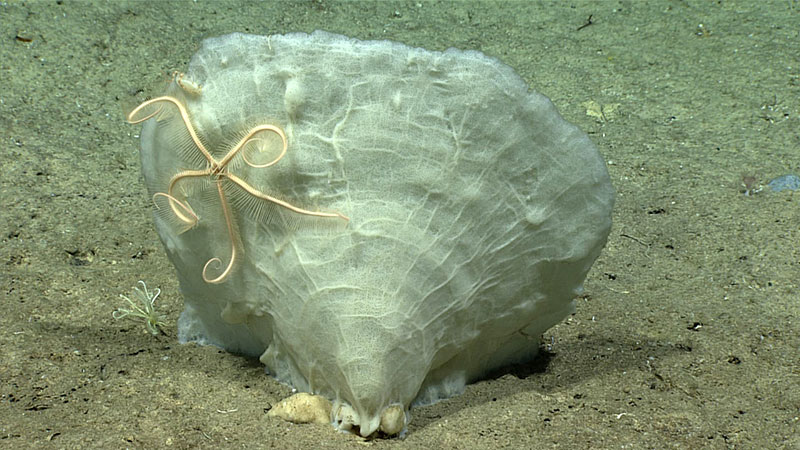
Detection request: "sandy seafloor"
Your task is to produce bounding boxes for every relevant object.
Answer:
[1,0,798,448]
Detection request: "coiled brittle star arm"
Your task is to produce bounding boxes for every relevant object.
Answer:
[203,180,239,284]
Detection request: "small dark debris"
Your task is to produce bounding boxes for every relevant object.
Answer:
[131,249,150,259]
[576,14,594,31]
[688,322,703,331]
[25,404,50,411]
[65,248,94,266]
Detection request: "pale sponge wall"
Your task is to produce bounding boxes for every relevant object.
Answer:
[137,31,614,436]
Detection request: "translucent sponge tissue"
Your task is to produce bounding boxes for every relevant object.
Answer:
[126,32,614,437]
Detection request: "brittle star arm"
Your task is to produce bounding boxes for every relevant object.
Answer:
[126,95,215,164]
[224,172,349,221]
[203,180,238,284]
[156,169,213,227]
[218,124,288,170]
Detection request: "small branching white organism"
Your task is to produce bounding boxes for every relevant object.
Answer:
[113,280,167,335]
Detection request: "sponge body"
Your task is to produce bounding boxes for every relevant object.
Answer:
[137,32,614,436]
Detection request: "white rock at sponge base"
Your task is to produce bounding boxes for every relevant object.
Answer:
[269,393,405,436]
[268,393,332,425]
[379,404,406,436]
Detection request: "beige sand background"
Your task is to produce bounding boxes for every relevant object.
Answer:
[1,1,798,448]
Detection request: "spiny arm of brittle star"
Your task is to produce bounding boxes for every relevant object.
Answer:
[203,181,238,284]
[218,124,288,169]
[153,191,198,227]
[126,96,215,164]
[160,169,211,222]
[224,172,349,222]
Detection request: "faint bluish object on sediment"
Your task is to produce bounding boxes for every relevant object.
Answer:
[767,174,800,192]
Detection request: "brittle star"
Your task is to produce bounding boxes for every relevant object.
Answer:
[126,77,348,283]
